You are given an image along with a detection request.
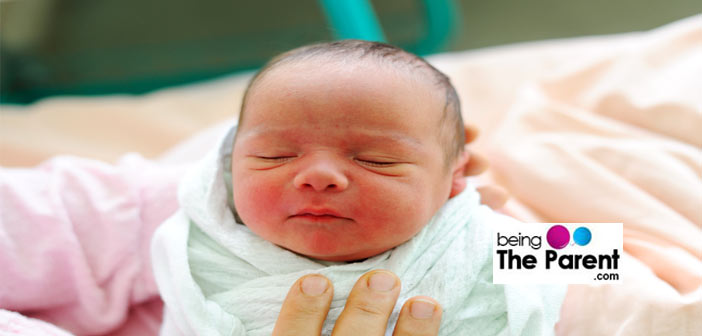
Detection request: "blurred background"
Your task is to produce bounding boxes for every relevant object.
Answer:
[2,0,701,104]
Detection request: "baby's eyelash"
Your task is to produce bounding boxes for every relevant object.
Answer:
[355,159,396,167]
[256,156,295,162]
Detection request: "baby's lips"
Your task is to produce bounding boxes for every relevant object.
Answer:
[293,207,346,218]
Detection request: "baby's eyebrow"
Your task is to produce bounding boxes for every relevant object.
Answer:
[359,132,423,149]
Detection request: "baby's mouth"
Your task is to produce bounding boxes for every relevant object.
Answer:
[289,209,351,221]
[294,214,342,219]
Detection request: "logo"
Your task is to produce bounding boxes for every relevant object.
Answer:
[493,223,623,284]
[547,225,592,249]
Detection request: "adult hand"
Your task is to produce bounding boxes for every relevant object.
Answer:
[273,270,442,336]
[462,124,509,210]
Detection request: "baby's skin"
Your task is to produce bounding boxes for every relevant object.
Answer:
[230,59,470,261]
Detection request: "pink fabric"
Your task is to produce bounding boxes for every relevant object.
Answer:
[0,154,185,335]
[475,19,702,335]
[0,310,72,336]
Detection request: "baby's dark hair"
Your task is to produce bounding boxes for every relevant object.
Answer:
[238,39,465,165]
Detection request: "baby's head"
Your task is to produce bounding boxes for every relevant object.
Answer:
[231,40,469,261]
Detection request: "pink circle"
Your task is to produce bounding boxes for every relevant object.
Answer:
[547,225,570,249]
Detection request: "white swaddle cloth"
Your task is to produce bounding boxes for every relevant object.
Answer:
[151,126,565,335]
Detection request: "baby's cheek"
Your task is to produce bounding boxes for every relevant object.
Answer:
[355,181,428,234]
[233,179,283,226]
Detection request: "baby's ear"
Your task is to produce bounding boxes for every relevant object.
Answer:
[449,150,471,198]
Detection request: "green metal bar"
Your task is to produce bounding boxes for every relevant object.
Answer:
[318,0,387,42]
[412,0,459,55]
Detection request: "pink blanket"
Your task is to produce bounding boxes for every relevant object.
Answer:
[0,155,183,335]
[1,16,700,335]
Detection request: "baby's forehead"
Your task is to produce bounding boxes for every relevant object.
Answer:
[251,63,442,123]
[254,56,443,102]
[238,54,451,141]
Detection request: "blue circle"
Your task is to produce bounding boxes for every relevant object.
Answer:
[573,227,592,246]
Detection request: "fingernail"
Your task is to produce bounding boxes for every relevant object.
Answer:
[410,299,436,319]
[368,271,396,292]
[301,275,328,296]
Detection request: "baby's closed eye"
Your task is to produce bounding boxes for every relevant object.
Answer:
[352,156,415,176]
[354,158,400,167]
[243,154,298,170]
[256,155,296,162]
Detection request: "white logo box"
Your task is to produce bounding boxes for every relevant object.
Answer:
[492,223,623,284]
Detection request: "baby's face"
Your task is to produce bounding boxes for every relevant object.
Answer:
[231,60,458,261]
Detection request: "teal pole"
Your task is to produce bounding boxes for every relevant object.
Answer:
[318,0,387,42]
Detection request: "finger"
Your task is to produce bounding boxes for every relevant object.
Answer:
[332,270,401,336]
[477,185,509,210]
[273,274,333,336]
[464,124,480,144]
[392,296,442,336]
[463,150,489,177]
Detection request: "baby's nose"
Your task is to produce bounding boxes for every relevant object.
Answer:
[293,157,349,192]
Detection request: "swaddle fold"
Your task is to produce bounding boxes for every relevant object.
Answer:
[151,126,565,335]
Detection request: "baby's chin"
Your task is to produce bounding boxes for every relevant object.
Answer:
[284,241,394,262]
[267,227,394,262]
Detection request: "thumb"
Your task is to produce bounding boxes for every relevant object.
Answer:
[273,274,334,336]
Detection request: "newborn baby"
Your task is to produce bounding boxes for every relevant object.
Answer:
[152,40,564,335]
